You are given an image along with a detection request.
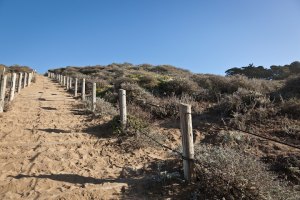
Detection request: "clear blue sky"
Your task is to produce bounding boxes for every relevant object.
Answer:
[0,0,299,74]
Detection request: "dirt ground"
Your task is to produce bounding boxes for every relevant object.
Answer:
[0,75,181,200]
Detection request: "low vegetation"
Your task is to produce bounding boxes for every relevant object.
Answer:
[0,64,34,73]
[50,62,300,199]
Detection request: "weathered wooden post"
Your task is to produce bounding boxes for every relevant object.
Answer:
[69,77,73,89]
[82,78,86,100]
[17,73,23,93]
[180,103,194,182]
[28,73,32,86]
[66,76,70,90]
[74,78,78,97]
[27,73,30,86]
[0,75,7,112]
[92,82,96,111]
[119,89,127,129]
[48,71,50,78]
[24,73,28,87]
[63,76,66,86]
[9,73,17,101]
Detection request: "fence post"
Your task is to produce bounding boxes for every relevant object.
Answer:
[0,75,7,112]
[18,73,23,93]
[9,73,17,101]
[92,82,96,111]
[27,73,30,86]
[66,76,70,90]
[119,89,127,129]
[74,78,78,97]
[179,103,194,182]
[69,77,73,89]
[82,78,86,100]
[63,76,66,86]
[28,73,32,86]
[24,73,28,87]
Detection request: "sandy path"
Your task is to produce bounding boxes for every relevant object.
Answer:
[0,75,169,200]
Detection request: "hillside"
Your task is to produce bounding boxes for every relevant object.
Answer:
[47,63,300,199]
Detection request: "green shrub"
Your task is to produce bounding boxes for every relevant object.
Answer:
[120,82,159,104]
[158,78,199,96]
[147,65,191,76]
[113,77,136,90]
[138,75,160,90]
[111,115,149,136]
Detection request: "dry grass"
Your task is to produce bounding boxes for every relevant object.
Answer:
[193,144,300,200]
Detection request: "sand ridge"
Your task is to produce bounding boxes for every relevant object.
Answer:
[0,75,169,200]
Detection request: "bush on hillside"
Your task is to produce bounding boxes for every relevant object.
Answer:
[212,88,277,129]
[113,77,137,90]
[138,75,160,90]
[120,82,158,104]
[280,98,300,119]
[192,74,280,102]
[158,78,199,96]
[192,145,299,199]
[280,75,300,99]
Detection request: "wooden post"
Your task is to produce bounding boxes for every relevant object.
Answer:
[92,82,96,111]
[9,73,17,101]
[48,71,50,78]
[28,73,32,86]
[24,73,28,87]
[63,76,66,86]
[82,78,86,100]
[74,78,78,97]
[28,73,31,86]
[18,73,23,93]
[119,89,127,129]
[69,77,73,89]
[66,77,70,90]
[179,103,194,182]
[0,75,7,112]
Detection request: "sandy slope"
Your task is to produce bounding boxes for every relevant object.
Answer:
[0,76,171,200]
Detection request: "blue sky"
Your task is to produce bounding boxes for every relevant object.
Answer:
[0,0,299,74]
